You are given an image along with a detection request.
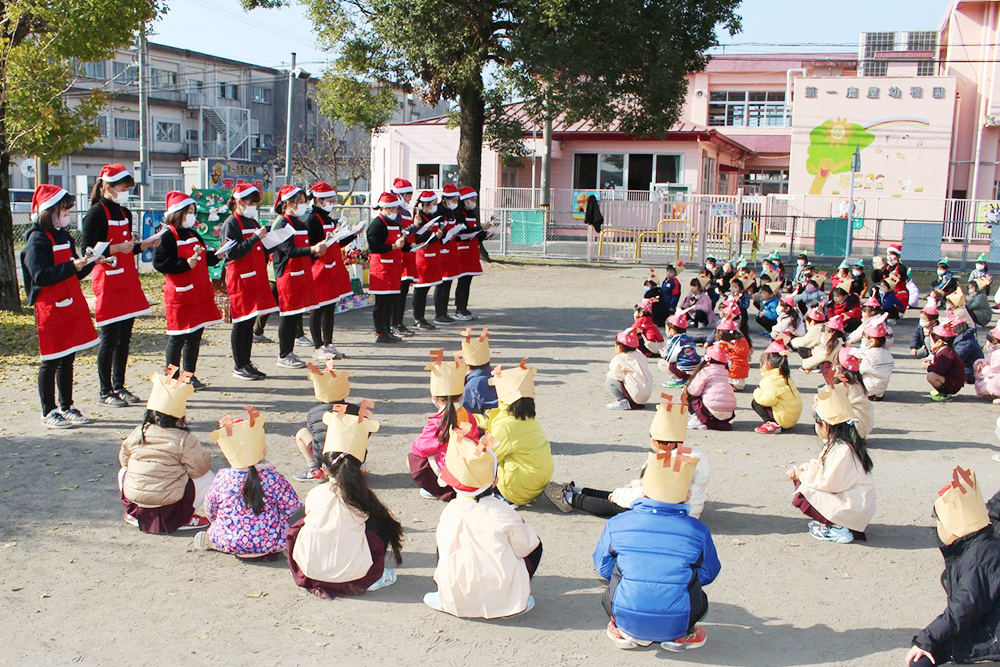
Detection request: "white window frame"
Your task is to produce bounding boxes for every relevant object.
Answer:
[572,152,685,190]
[708,91,788,127]
[154,118,182,144]
[114,117,140,141]
[252,86,272,104]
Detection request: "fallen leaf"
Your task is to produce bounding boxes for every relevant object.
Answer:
[841,572,852,579]
[430,629,444,634]
[59,486,78,492]
[11,586,24,592]
[245,590,268,599]
[2,541,16,548]
[714,449,727,454]
[39,590,52,598]
[732,538,745,546]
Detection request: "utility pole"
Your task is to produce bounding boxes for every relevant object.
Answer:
[845,144,860,260]
[284,52,296,186]
[539,95,552,208]
[137,26,151,211]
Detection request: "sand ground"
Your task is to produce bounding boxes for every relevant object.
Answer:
[0,260,995,667]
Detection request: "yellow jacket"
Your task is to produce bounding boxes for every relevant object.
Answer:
[752,368,802,429]
[476,406,553,506]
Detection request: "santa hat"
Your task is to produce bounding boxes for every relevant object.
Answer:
[30,185,69,220]
[309,181,336,198]
[864,321,888,338]
[458,186,477,200]
[146,365,194,418]
[815,384,857,426]
[440,422,497,494]
[642,443,699,504]
[375,192,402,209]
[616,328,640,349]
[164,190,195,217]
[99,163,131,183]
[826,315,846,333]
[322,401,379,463]
[425,350,469,397]
[232,181,259,200]
[210,407,267,469]
[806,306,827,322]
[887,244,902,257]
[838,347,861,372]
[417,190,438,203]
[307,361,350,404]
[649,393,688,442]
[441,184,460,198]
[489,359,537,404]
[935,466,990,539]
[277,184,303,203]
[460,328,491,367]
[705,344,728,364]
[716,317,737,332]
[390,178,414,194]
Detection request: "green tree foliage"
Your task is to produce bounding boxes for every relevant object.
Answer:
[0,0,164,310]
[805,119,875,194]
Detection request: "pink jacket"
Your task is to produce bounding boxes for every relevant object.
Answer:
[686,363,737,414]
[681,291,715,324]
[410,406,473,470]
[975,348,1000,398]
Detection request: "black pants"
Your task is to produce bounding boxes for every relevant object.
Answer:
[525,541,543,579]
[310,304,335,348]
[393,281,412,327]
[571,488,630,518]
[279,314,302,357]
[689,310,708,327]
[413,286,431,322]
[253,282,280,336]
[751,399,775,423]
[39,353,75,414]
[756,314,777,331]
[165,329,204,374]
[97,318,134,395]
[434,279,453,318]
[231,318,256,369]
[454,275,473,314]
[372,294,395,335]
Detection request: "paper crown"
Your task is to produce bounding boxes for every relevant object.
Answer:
[976,277,992,290]
[826,315,845,333]
[815,384,856,426]
[307,361,350,403]
[716,317,737,332]
[460,327,491,367]
[489,359,536,404]
[696,275,711,289]
[210,407,267,469]
[947,288,966,308]
[616,328,640,349]
[765,281,781,294]
[885,272,901,288]
[838,347,861,372]
[806,306,827,322]
[649,392,688,443]
[978,253,988,262]
[146,365,194,418]
[441,422,498,492]
[935,467,990,538]
[322,401,379,462]
[813,270,829,284]
[425,350,469,397]
[838,260,850,270]
[642,443,699,504]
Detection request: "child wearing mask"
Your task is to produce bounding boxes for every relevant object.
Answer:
[679,277,714,328]
[754,282,780,332]
[607,329,654,410]
[973,324,1000,403]
[826,287,862,332]
[716,318,750,390]
[791,253,809,286]
[771,295,805,339]
[752,340,802,434]
[911,304,940,359]
[633,299,665,357]
[847,295,883,346]
[952,312,986,384]
[791,307,827,358]
[923,322,967,401]
[802,315,846,374]
[367,192,408,344]
[857,321,895,401]
[968,278,993,328]
[877,277,904,323]
[684,345,736,431]
[933,258,959,299]
[971,252,992,283]
[793,278,826,313]
[848,260,868,296]
[660,312,701,388]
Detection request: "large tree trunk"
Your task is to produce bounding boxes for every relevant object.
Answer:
[456,80,485,193]
[0,93,21,311]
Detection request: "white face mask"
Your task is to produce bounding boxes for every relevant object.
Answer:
[319,200,336,213]
[797,259,806,266]
[464,199,476,210]
[938,268,946,276]
[383,207,399,219]
[113,190,130,206]
[977,263,986,271]
[293,203,309,218]
[444,199,458,210]
[54,211,71,230]
[182,212,197,229]
[423,205,438,215]
[241,205,258,219]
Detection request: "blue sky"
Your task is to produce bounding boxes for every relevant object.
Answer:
[152,0,952,69]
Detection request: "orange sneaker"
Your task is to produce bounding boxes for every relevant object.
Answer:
[660,626,707,652]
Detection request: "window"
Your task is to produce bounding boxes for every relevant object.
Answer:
[150,68,177,90]
[218,82,239,100]
[441,164,459,186]
[917,60,936,76]
[598,154,625,189]
[417,164,439,189]
[708,91,787,127]
[186,129,200,142]
[655,155,680,184]
[574,152,681,190]
[96,116,108,138]
[112,61,137,86]
[306,97,314,112]
[741,169,789,195]
[114,118,140,140]
[862,31,894,77]
[573,154,598,189]
[701,156,716,194]
[155,120,181,143]
[263,133,274,148]
[74,60,106,80]
[252,86,272,104]
[151,175,184,201]
[907,30,936,52]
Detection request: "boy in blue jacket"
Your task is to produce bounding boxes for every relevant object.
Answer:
[460,327,498,414]
[754,282,780,333]
[660,264,681,317]
[593,433,720,652]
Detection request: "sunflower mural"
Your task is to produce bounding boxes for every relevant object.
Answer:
[805,117,875,195]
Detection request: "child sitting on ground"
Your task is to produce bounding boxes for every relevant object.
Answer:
[831,347,875,439]
[633,299,665,357]
[643,270,668,327]
[754,282,780,332]
[857,321,895,401]
[790,307,826,358]
[802,315,846,374]
[292,363,356,483]
[771,295,805,339]
[826,287,862,332]
[973,324,1000,404]
[968,279,993,328]
[716,318,750,390]
[951,311,986,383]
[287,401,404,598]
[685,345,736,431]
[424,422,542,618]
[847,295,882,345]
[410,351,472,501]
[794,278,827,313]
[877,278,904,322]
[479,361,553,506]
[911,304,940,359]
[660,264,682,319]
[607,328,653,410]
[546,395,710,519]
[906,466,1000,667]
[200,407,302,559]
[594,437,720,652]
[118,367,213,533]
[660,312,701,388]
[924,321,968,402]
[787,383,875,544]
[679,277,714,329]
[752,340,802,434]
[460,328,498,415]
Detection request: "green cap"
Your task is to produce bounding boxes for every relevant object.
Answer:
[978,253,987,262]
[838,260,850,269]
[854,259,865,267]
[938,257,950,266]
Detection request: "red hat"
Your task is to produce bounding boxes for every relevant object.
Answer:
[442,184,460,198]
[763,338,788,355]
[417,190,438,203]
[990,323,1000,340]
[887,244,902,256]
[638,297,657,314]
[934,322,957,338]
[30,185,69,220]
[376,192,402,208]
[99,163,131,183]
[723,302,741,318]
[780,295,796,307]
[277,184,303,203]
[838,347,861,372]
[806,306,827,322]
[391,178,414,194]
[615,328,640,349]
[309,181,336,197]
[922,303,939,316]
[232,181,259,200]
[863,295,881,308]
[826,315,845,333]
[666,312,689,330]
[864,321,888,338]
[705,344,729,364]
[716,317,737,332]
[458,186,477,200]
[165,191,196,217]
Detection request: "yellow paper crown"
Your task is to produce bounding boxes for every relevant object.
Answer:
[210,407,266,469]
[444,422,498,490]
[424,349,469,397]
[488,358,536,404]
[146,365,194,418]
[884,272,900,288]
[460,327,491,367]
[815,384,856,426]
[696,274,711,288]
[935,466,989,538]
[307,361,350,403]
[649,392,688,443]
[766,281,781,294]
[948,288,966,308]
[976,277,992,290]
[322,400,380,462]
[641,443,699,504]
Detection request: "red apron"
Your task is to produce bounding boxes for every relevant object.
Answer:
[438,212,459,282]
[276,217,317,316]
[456,210,483,277]
[399,208,417,282]
[163,226,222,335]
[34,231,99,360]
[369,214,403,295]
[311,220,354,307]
[91,203,151,326]
[225,214,278,323]
[413,212,442,288]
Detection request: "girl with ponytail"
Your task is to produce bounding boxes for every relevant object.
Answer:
[409,394,474,501]
[751,344,803,435]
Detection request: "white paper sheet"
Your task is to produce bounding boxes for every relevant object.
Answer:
[331,222,365,244]
[261,225,294,250]
[442,226,463,243]
[141,227,169,244]
[214,239,237,257]
[85,241,110,264]
[408,236,434,253]
[416,217,440,235]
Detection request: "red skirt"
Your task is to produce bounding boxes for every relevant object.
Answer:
[285,519,387,598]
[792,481,867,541]
[121,478,195,535]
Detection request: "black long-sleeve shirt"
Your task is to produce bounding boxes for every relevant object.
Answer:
[222,213,267,265]
[366,213,398,254]
[414,210,440,245]
[304,206,359,247]
[20,226,93,305]
[153,227,219,275]
[271,214,311,278]
[81,198,141,256]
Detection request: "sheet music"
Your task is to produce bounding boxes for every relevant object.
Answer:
[261,225,294,249]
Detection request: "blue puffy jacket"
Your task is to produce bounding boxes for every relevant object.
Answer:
[593,499,721,642]
[954,328,985,383]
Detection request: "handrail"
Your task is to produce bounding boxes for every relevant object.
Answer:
[597,228,636,258]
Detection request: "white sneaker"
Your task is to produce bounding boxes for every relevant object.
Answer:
[418,488,437,500]
[295,336,314,347]
[276,353,307,369]
[312,348,336,361]
[60,408,91,425]
[41,410,74,429]
[452,312,473,321]
[607,399,631,411]
[193,530,214,551]
[367,568,397,591]
[423,590,446,612]
[323,344,345,360]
